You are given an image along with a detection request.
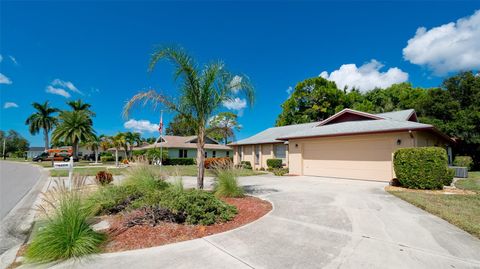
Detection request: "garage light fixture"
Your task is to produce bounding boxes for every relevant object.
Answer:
[397,139,402,145]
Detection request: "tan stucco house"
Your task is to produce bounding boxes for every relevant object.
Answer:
[230,109,452,182]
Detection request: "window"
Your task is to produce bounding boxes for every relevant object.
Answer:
[226,151,230,157]
[274,144,286,162]
[254,145,260,165]
[205,151,208,158]
[178,149,188,158]
[212,151,216,158]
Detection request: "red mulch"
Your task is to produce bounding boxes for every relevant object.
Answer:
[103,196,272,252]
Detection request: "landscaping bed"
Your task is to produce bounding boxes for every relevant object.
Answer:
[103,196,272,252]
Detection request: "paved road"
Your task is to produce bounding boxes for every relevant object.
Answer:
[30,175,480,269]
[0,161,41,219]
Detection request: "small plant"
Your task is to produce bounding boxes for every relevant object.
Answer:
[26,178,106,263]
[394,147,453,189]
[453,156,474,171]
[266,159,283,169]
[240,161,252,169]
[272,168,289,176]
[95,171,113,185]
[213,166,244,198]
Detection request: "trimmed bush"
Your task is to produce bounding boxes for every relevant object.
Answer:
[272,168,289,176]
[164,158,195,166]
[240,161,252,169]
[393,147,453,190]
[204,157,233,169]
[213,168,244,198]
[453,156,474,171]
[266,159,283,169]
[95,171,113,185]
[26,192,106,263]
[100,156,115,162]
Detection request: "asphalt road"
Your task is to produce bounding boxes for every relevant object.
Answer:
[0,161,41,220]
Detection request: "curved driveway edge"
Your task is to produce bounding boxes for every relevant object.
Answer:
[22,175,480,269]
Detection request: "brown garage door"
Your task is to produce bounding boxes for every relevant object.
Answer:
[302,138,394,181]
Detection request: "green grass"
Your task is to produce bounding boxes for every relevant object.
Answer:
[154,165,265,177]
[50,167,126,177]
[388,190,480,238]
[25,191,106,263]
[455,171,480,192]
[213,168,244,198]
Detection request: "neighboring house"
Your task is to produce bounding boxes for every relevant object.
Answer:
[110,135,232,159]
[26,147,45,158]
[230,109,453,182]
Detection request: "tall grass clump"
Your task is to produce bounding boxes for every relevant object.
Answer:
[212,164,244,198]
[123,164,169,193]
[26,177,106,263]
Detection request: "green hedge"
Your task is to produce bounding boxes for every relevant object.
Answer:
[453,156,473,171]
[393,147,453,190]
[100,156,115,162]
[164,158,195,166]
[266,159,283,168]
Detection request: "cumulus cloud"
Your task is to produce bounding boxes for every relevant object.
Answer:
[124,119,159,133]
[223,97,247,110]
[45,85,71,98]
[52,79,82,94]
[4,102,18,109]
[0,73,12,84]
[403,10,480,74]
[319,60,408,92]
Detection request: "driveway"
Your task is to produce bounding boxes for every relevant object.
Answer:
[39,175,480,269]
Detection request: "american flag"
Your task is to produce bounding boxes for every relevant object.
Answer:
[158,112,163,134]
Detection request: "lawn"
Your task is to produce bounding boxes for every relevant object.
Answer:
[387,189,480,238]
[50,167,126,177]
[455,171,480,192]
[153,165,266,177]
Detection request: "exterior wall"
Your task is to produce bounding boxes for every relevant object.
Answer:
[167,148,232,159]
[242,145,255,166]
[288,132,415,181]
[414,131,449,147]
[232,143,280,169]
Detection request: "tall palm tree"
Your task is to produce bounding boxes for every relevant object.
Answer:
[25,101,60,150]
[111,133,127,166]
[123,46,254,189]
[51,110,96,157]
[67,99,96,117]
[83,135,100,163]
[124,132,142,159]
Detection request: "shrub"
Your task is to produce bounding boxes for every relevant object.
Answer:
[213,168,244,198]
[272,168,289,176]
[100,156,115,162]
[95,171,113,185]
[159,189,237,225]
[26,192,106,263]
[84,185,141,215]
[240,161,252,169]
[204,157,233,169]
[145,148,168,162]
[126,206,186,227]
[266,159,283,169]
[453,156,474,171]
[132,149,147,156]
[164,158,195,166]
[393,147,453,190]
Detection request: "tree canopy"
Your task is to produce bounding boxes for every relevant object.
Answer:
[165,114,197,136]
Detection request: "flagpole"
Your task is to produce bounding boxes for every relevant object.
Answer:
[159,110,163,167]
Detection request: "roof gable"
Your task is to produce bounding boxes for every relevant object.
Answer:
[317,109,383,126]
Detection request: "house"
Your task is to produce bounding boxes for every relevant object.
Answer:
[230,109,453,182]
[26,147,45,158]
[110,135,233,159]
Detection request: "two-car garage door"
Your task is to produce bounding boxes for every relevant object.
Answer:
[302,138,394,181]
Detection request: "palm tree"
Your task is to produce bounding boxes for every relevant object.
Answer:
[111,133,127,166]
[25,101,60,150]
[99,135,112,151]
[83,135,100,163]
[67,99,96,117]
[51,110,96,157]
[124,132,142,159]
[123,46,254,189]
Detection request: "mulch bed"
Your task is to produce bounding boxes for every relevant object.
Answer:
[103,196,272,252]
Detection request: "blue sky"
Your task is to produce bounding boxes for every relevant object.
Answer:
[1,1,479,146]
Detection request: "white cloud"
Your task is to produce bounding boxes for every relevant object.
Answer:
[319,60,408,91]
[0,73,12,84]
[124,119,159,133]
[8,56,18,65]
[4,102,18,109]
[0,55,3,62]
[286,86,293,95]
[223,97,247,110]
[51,79,82,94]
[45,85,71,98]
[403,10,480,74]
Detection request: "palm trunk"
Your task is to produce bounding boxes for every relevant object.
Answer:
[196,126,206,189]
[72,140,78,157]
[43,128,49,151]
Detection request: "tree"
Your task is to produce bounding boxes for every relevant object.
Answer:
[83,135,100,163]
[99,135,112,151]
[51,111,96,157]
[124,45,254,189]
[208,112,241,144]
[25,101,60,150]
[67,99,96,117]
[0,130,30,157]
[165,114,197,136]
[124,131,142,158]
[276,77,346,126]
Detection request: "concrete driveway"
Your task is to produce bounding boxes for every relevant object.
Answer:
[43,175,480,269]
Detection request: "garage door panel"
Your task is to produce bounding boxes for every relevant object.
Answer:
[302,138,393,181]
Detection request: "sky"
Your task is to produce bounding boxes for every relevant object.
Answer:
[1,1,479,146]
